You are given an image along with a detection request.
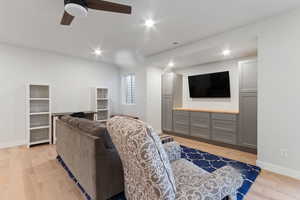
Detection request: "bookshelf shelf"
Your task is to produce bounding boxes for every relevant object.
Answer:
[95,88,109,121]
[27,84,51,147]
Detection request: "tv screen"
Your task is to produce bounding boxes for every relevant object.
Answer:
[188,71,231,98]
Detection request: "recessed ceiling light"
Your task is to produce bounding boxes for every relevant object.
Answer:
[168,61,175,68]
[144,19,155,28]
[222,49,231,56]
[93,48,102,56]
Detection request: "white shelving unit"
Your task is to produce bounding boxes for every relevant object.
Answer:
[27,84,51,147]
[95,88,109,122]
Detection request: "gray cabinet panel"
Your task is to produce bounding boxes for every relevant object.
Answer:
[239,92,257,149]
[212,113,237,121]
[173,110,190,135]
[191,118,210,129]
[239,60,257,92]
[162,73,175,96]
[161,72,183,133]
[190,127,210,139]
[173,75,183,107]
[173,123,189,135]
[162,95,173,132]
[238,59,257,149]
[190,112,210,139]
[190,112,210,119]
[212,113,237,145]
[212,129,237,145]
[173,110,189,121]
[212,120,236,132]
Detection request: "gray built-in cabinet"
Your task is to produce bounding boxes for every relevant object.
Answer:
[162,72,183,132]
[161,59,258,151]
[239,60,258,149]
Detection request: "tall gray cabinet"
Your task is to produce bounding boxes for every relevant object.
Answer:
[239,60,258,149]
[162,72,182,132]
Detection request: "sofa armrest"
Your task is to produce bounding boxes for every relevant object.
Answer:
[199,166,243,200]
[163,142,181,162]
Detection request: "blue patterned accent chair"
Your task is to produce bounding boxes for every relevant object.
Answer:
[107,116,243,200]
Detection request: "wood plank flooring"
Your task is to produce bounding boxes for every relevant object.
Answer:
[0,136,299,200]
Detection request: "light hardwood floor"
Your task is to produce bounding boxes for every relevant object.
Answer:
[0,136,299,200]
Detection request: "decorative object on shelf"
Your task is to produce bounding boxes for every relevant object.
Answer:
[27,84,51,147]
[95,88,110,122]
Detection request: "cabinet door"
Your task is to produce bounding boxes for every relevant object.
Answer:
[239,92,257,149]
[190,112,210,139]
[211,114,237,145]
[162,95,173,132]
[173,110,190,135]
[239,60,257,92]
[162,72,175,96]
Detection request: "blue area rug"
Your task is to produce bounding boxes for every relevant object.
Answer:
[180,146,261,200]
[57,145,261,200]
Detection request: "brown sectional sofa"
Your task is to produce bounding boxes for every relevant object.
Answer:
[56,116,124,200]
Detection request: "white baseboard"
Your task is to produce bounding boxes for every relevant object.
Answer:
[0,140,26,149]
[257,160,300,180]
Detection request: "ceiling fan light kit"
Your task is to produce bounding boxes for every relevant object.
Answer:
[64,0,88,17]
[61,0,132,26]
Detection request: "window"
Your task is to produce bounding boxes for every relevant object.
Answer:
[123,74,136,105]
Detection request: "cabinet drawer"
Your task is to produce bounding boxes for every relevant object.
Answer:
[174,123,189,135]
[212,113,237,121]
[190,127,210,139]
[212,129,237,145]
[173,110,189,117]
[173,111,189,124]
[212,120,236,133]
[190,118,210,129]
[190,112,210,119]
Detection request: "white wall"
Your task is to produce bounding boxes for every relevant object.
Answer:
[119,67,147,120]
[175,59,242,112]
[0,43,120,148]
[119,67,162,133]
[146,67,162,133]
[256,9,300,179]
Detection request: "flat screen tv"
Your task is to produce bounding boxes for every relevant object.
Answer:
[188,71,231,98]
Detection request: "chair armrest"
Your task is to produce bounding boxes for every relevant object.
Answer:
[199,166,243,200]
[163,142,181,162]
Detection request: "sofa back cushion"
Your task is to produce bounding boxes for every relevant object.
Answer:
[61,116,114,149]
[107,116,176,200]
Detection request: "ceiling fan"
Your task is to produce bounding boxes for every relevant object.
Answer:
[61,0,132,26]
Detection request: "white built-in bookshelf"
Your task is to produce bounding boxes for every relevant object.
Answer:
[95,88,109,122]
[27,84,51,147]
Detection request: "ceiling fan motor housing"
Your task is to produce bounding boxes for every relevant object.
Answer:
[64,0,88,17]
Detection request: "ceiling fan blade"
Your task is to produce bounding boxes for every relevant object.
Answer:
[86,0,132,14]
[60,11,75,25]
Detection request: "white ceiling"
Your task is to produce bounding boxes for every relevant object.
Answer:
[0,0,300,67]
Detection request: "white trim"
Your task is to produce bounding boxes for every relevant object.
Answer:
[0,140,26,149]
[257,160,300,180]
